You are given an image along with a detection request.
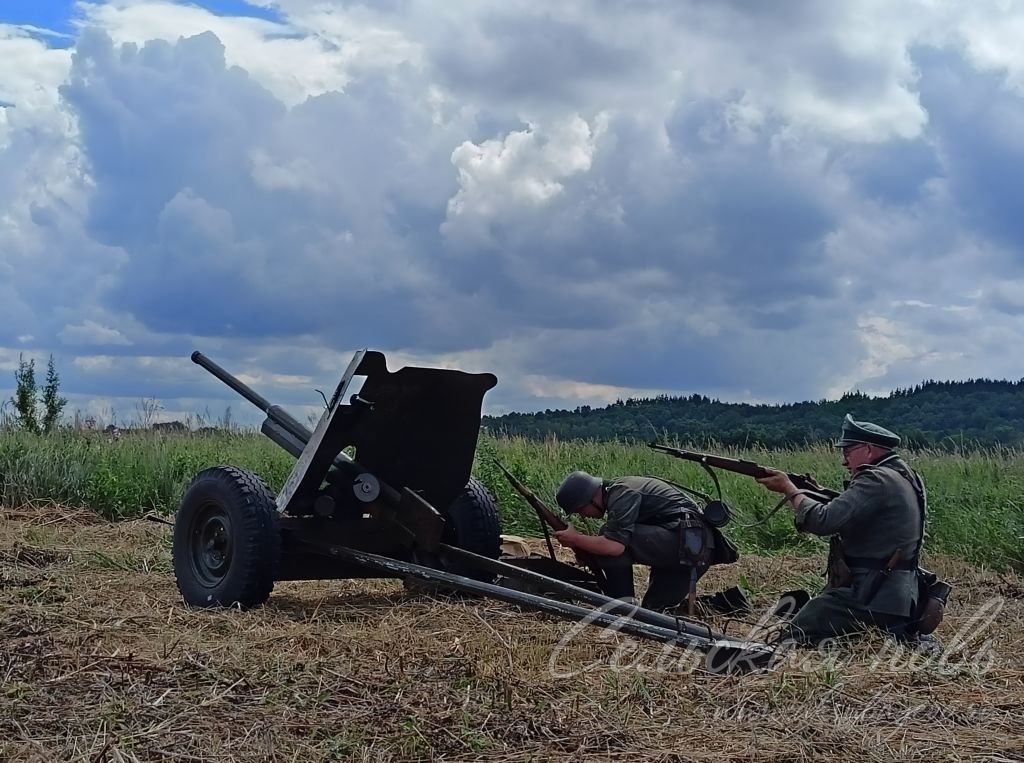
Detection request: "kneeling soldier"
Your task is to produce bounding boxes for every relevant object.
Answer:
[553,471,736,613]
[758,414,926,644]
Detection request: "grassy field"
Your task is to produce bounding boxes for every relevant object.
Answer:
[1,429,1022,570]
[2,431,1024,759]
[2,506,1022,761]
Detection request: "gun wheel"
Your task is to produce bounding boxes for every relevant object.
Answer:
[406,477,501,589]
[443,478,501,561]
[173,466,280,609]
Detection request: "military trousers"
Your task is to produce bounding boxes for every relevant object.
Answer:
[785,588,912,645]
[588,523,702,612]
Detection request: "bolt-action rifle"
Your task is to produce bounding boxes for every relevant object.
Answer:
[493,460,569,533]
[648,444,851,586]
[647,444,840,503]
[493,460,564,561]
[493,461,608,588]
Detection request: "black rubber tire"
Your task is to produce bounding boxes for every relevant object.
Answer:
[173,466,280,609]
[406,477,501,588]
[442,478,502,562]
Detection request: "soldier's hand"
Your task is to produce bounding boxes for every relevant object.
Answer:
[801,472,822,490]
[554,527,581,548]
[756,469,798,496]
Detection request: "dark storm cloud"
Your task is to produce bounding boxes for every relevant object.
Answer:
[58,31,472,351]
[61,31,284,249]
[834,138,943,206]
[432,12,644,104]
[914,45,1024,257]
[464,106,840,336]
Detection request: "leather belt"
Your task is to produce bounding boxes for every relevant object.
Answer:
[844,555,916,571]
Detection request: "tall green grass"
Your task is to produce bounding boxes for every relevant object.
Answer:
[1,429,1021,571]
[479,436,1024,572]
[0,429,292,520]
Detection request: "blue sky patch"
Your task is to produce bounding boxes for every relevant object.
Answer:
[1,0,282,40]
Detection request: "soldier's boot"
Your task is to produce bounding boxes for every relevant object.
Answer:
[770,589,812,620]
[700,585,753,615]
[595,563,636,601]
[641,566,692,613]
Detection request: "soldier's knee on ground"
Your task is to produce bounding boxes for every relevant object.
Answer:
[596,564,636,600]
[787,592,872,643]
[641,566,693,612]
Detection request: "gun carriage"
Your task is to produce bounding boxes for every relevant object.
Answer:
[172,351,773,672]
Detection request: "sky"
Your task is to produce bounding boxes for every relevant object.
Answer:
[2,0,1024,427]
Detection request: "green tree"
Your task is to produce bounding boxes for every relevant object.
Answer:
[41,355,67,433]
[11,354,40,434]
[10,354,67,434]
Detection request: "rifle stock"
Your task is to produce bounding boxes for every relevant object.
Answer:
[648,443,840,503]
[493,460,569,532]
[493,460,609,588]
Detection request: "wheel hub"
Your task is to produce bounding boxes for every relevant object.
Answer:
[190,507,233,586]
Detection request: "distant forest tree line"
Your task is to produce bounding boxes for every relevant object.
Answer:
[482,379,1024,449]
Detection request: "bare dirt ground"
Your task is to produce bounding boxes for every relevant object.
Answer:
[2,504,1023,762]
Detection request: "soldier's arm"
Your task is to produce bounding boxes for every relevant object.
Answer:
[557,529,626,557]
[792,468,886,537]
[601,487,641,546]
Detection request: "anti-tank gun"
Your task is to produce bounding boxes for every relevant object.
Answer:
[170,351,777,674]
[173,350,502,607]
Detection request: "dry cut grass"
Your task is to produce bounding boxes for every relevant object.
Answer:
[2,504,1024,762]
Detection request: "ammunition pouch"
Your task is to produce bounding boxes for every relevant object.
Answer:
[678,512,712,567]
[912,568,952,635]
[710,525,740,566]
[677,510,739,568]
[826,536,853,588]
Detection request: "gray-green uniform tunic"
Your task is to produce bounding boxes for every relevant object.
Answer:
[601,477,693,550]
[788,453,925,643]
[591,477,699,611]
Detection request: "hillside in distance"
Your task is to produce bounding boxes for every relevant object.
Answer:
[483,379,1024,449]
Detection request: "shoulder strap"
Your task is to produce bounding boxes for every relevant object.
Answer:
[643,475,713,506]
[872,456,927,565]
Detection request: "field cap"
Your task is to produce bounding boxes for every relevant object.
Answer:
[835,413,900,449]
[556,471,603,513]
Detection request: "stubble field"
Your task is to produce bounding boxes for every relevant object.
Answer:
[3,501,1023,762]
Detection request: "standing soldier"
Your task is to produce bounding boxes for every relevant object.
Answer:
[757,414,926,644]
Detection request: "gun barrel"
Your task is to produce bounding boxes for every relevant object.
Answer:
[192,351,314,446]
[192,351,273,412]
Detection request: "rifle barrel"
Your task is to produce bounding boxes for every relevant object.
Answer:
[649,443,841,502]
[493,460,569,532]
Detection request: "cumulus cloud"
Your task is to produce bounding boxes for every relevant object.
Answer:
[76,0,351,105]
[443,116,601,247]
[59,320,133,346]
[3,0,1024,421]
